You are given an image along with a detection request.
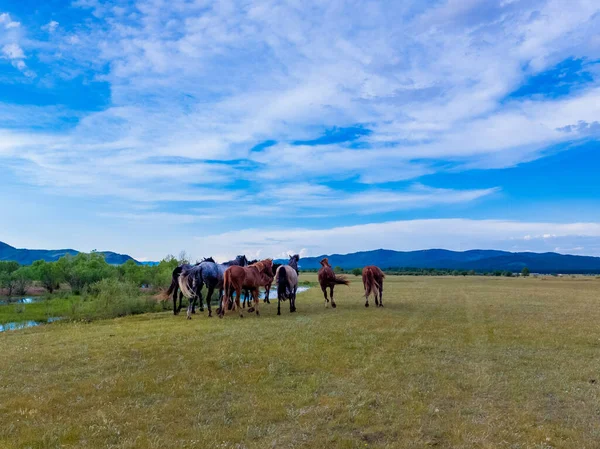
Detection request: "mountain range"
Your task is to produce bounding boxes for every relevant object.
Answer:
[3,240,600,273]
[277,249,600,274]
[0,241,137,265]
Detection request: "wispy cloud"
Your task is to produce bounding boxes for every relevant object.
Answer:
[192,219,600,261]
[0,1,599,257]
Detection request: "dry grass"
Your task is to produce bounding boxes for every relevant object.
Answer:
[2,275,600,448]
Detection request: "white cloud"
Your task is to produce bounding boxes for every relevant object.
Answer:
[0,12,20,29]
[192,219,600,261]
[43,20,59,33]
[1,1,600,258]
[2,43,24,59]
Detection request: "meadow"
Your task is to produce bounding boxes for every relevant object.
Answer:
[2,274,600,448]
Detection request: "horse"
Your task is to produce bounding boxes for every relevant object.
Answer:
[165,258,214,315]
[275,254,300,315]
[241,259,258,308]
[221,259,273,318]
[318,258,349,308]
[178,255,248,318]
[362,266,385,307]
[241,260,281,307]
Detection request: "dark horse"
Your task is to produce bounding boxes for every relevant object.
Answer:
[275,254,300,315]
[318,258,349,308]
[221,259,273,318]
[165,258,214,315]
[362,265,385,307]
[178,255,248,318]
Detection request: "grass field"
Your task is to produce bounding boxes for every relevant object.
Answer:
[2,275,600,448]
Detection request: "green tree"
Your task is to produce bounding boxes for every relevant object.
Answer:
[351,268,362,276]
[31,260,63,293]
[59,253,117,294]
[521,267,530,277]
[334,266,344,274]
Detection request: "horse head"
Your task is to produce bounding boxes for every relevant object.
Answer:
[259,258,273,275]
[234,255,248,266]
[289,254,300,273]
[320,258,330,268]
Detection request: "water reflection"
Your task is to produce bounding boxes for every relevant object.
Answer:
[0,317,61,333]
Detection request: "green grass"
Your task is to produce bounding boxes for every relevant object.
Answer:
[0,296,76,324]
[2,275,600,448]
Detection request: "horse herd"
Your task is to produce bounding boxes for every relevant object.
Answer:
[165,254,386,319]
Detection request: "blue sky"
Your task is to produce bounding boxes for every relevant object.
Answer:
[1,0,600,261]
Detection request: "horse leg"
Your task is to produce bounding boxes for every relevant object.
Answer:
[330,286,337,308]
[247,289,255,314]
[291,287,297,313]
[197,293,204,312]
[173,287,179,315]
[219,288,228,318]
[277,296,281,315]
[236,288,244,318]
[216,288,223,315]
[205,286,214,317]
[252,288,260,316]
[378,282,384,307]
[178,291,184,313]
[322,285,329,307]
[264,285,271,304]
[186,297,194,320]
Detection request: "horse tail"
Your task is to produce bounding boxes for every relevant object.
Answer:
[166,266,183,296]
[362,269,372,298]
[178,268,197,299]
[334,274,350,286]
[223,269,232,300]
[277,266,288,300]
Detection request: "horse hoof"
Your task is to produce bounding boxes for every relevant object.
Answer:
[332,303,337,309]
[365,303,369,308]
[277,311,281,316]
[248,307,255,313]
[256,311,260,316]
[187,316,192,320]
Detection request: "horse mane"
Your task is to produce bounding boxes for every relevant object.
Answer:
[202,257,215,263]
[320,258,330,267]
[251,261,265,272]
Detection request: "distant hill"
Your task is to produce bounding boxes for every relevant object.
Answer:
[0,241,138,265]
[277,249,600,274]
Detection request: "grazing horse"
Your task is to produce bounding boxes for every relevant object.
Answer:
[178,255,248,318]
[166,259,213,315]
[362,266,385,307]
[275,255,300,315]
[318,258,349,308]
[221,259,273,318]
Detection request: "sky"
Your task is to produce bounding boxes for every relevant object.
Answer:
[1,0,600,262]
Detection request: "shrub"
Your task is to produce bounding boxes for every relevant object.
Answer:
[73,278,161,320]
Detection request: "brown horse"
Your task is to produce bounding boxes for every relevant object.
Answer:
[318,258,349,308]
[362,266,385,307]
[221,259,273,318]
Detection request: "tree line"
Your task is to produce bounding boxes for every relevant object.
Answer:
[0,253,181,297]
